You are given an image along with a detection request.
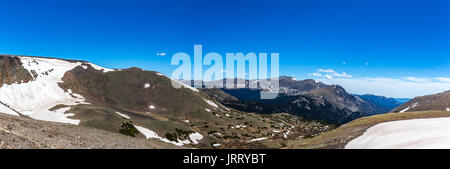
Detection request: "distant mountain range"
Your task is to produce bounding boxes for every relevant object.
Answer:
[393,98,411,104]
[196,76,402,124]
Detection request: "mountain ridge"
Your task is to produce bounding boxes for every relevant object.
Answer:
[197,76,399,124]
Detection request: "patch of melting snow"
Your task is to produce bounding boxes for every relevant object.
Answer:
[204,99,219,108]
[248,137,267,142]
[283,130,292,138]
[189,132,203,144]
[87,63,115,72]
[210,132,222,136]
[446,107,450,111]
[273,130,281,133]
[236,125,247,128]
[144,83,150,88]
[184,120,190,123]
[205,108,211,112]
[400,102,419,113]
[149,105,155,110]
[399,107,410,113]
[134,125,203,146]
[116,112,130,119]
[171,79,199,92]
[213,143,221,147]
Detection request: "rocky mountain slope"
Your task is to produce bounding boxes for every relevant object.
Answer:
[391,90,450,113]
[0,55,334,149]
[0,113,179,149]
[200,76,398,124]
[356,94,402,113]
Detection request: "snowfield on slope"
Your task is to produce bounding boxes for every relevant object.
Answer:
[134,125,202,146]
[346,117,450,149]
[0,56,112,124]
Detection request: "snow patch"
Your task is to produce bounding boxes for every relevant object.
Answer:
[283,130,292,138]
[205,108,211,112]
[346,117,450,149]
[170,79,199,92]
[248,137,267,142]
[212,143,221,147]
[446,107,450,112]
[87,63,115,72]
[144,83,150,88]
[189,132,203,144]
[116,112,130,119]
[204,99,219,108]
[399,107,410,113]
[149,105,155,110]
[157,73,199,92]
[209,132,222,136]
[400,102,419,113]
[134,125,203,146]
[235,125,247,128]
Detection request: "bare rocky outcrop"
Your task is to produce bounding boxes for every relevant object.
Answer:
[0,55,33,87]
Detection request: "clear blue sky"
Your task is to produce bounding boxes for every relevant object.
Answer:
[0,0,449,97]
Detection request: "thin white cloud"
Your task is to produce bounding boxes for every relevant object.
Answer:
[317,69,335,73]
[310,72,322,77]
[313,69,352,78]
[404,77,430,82]
[156,52,167,56]
[435,77,450,82]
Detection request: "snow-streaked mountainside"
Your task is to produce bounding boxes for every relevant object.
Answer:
[0,56,121,124]
[392,90,450,113]
[0,56,92,124]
